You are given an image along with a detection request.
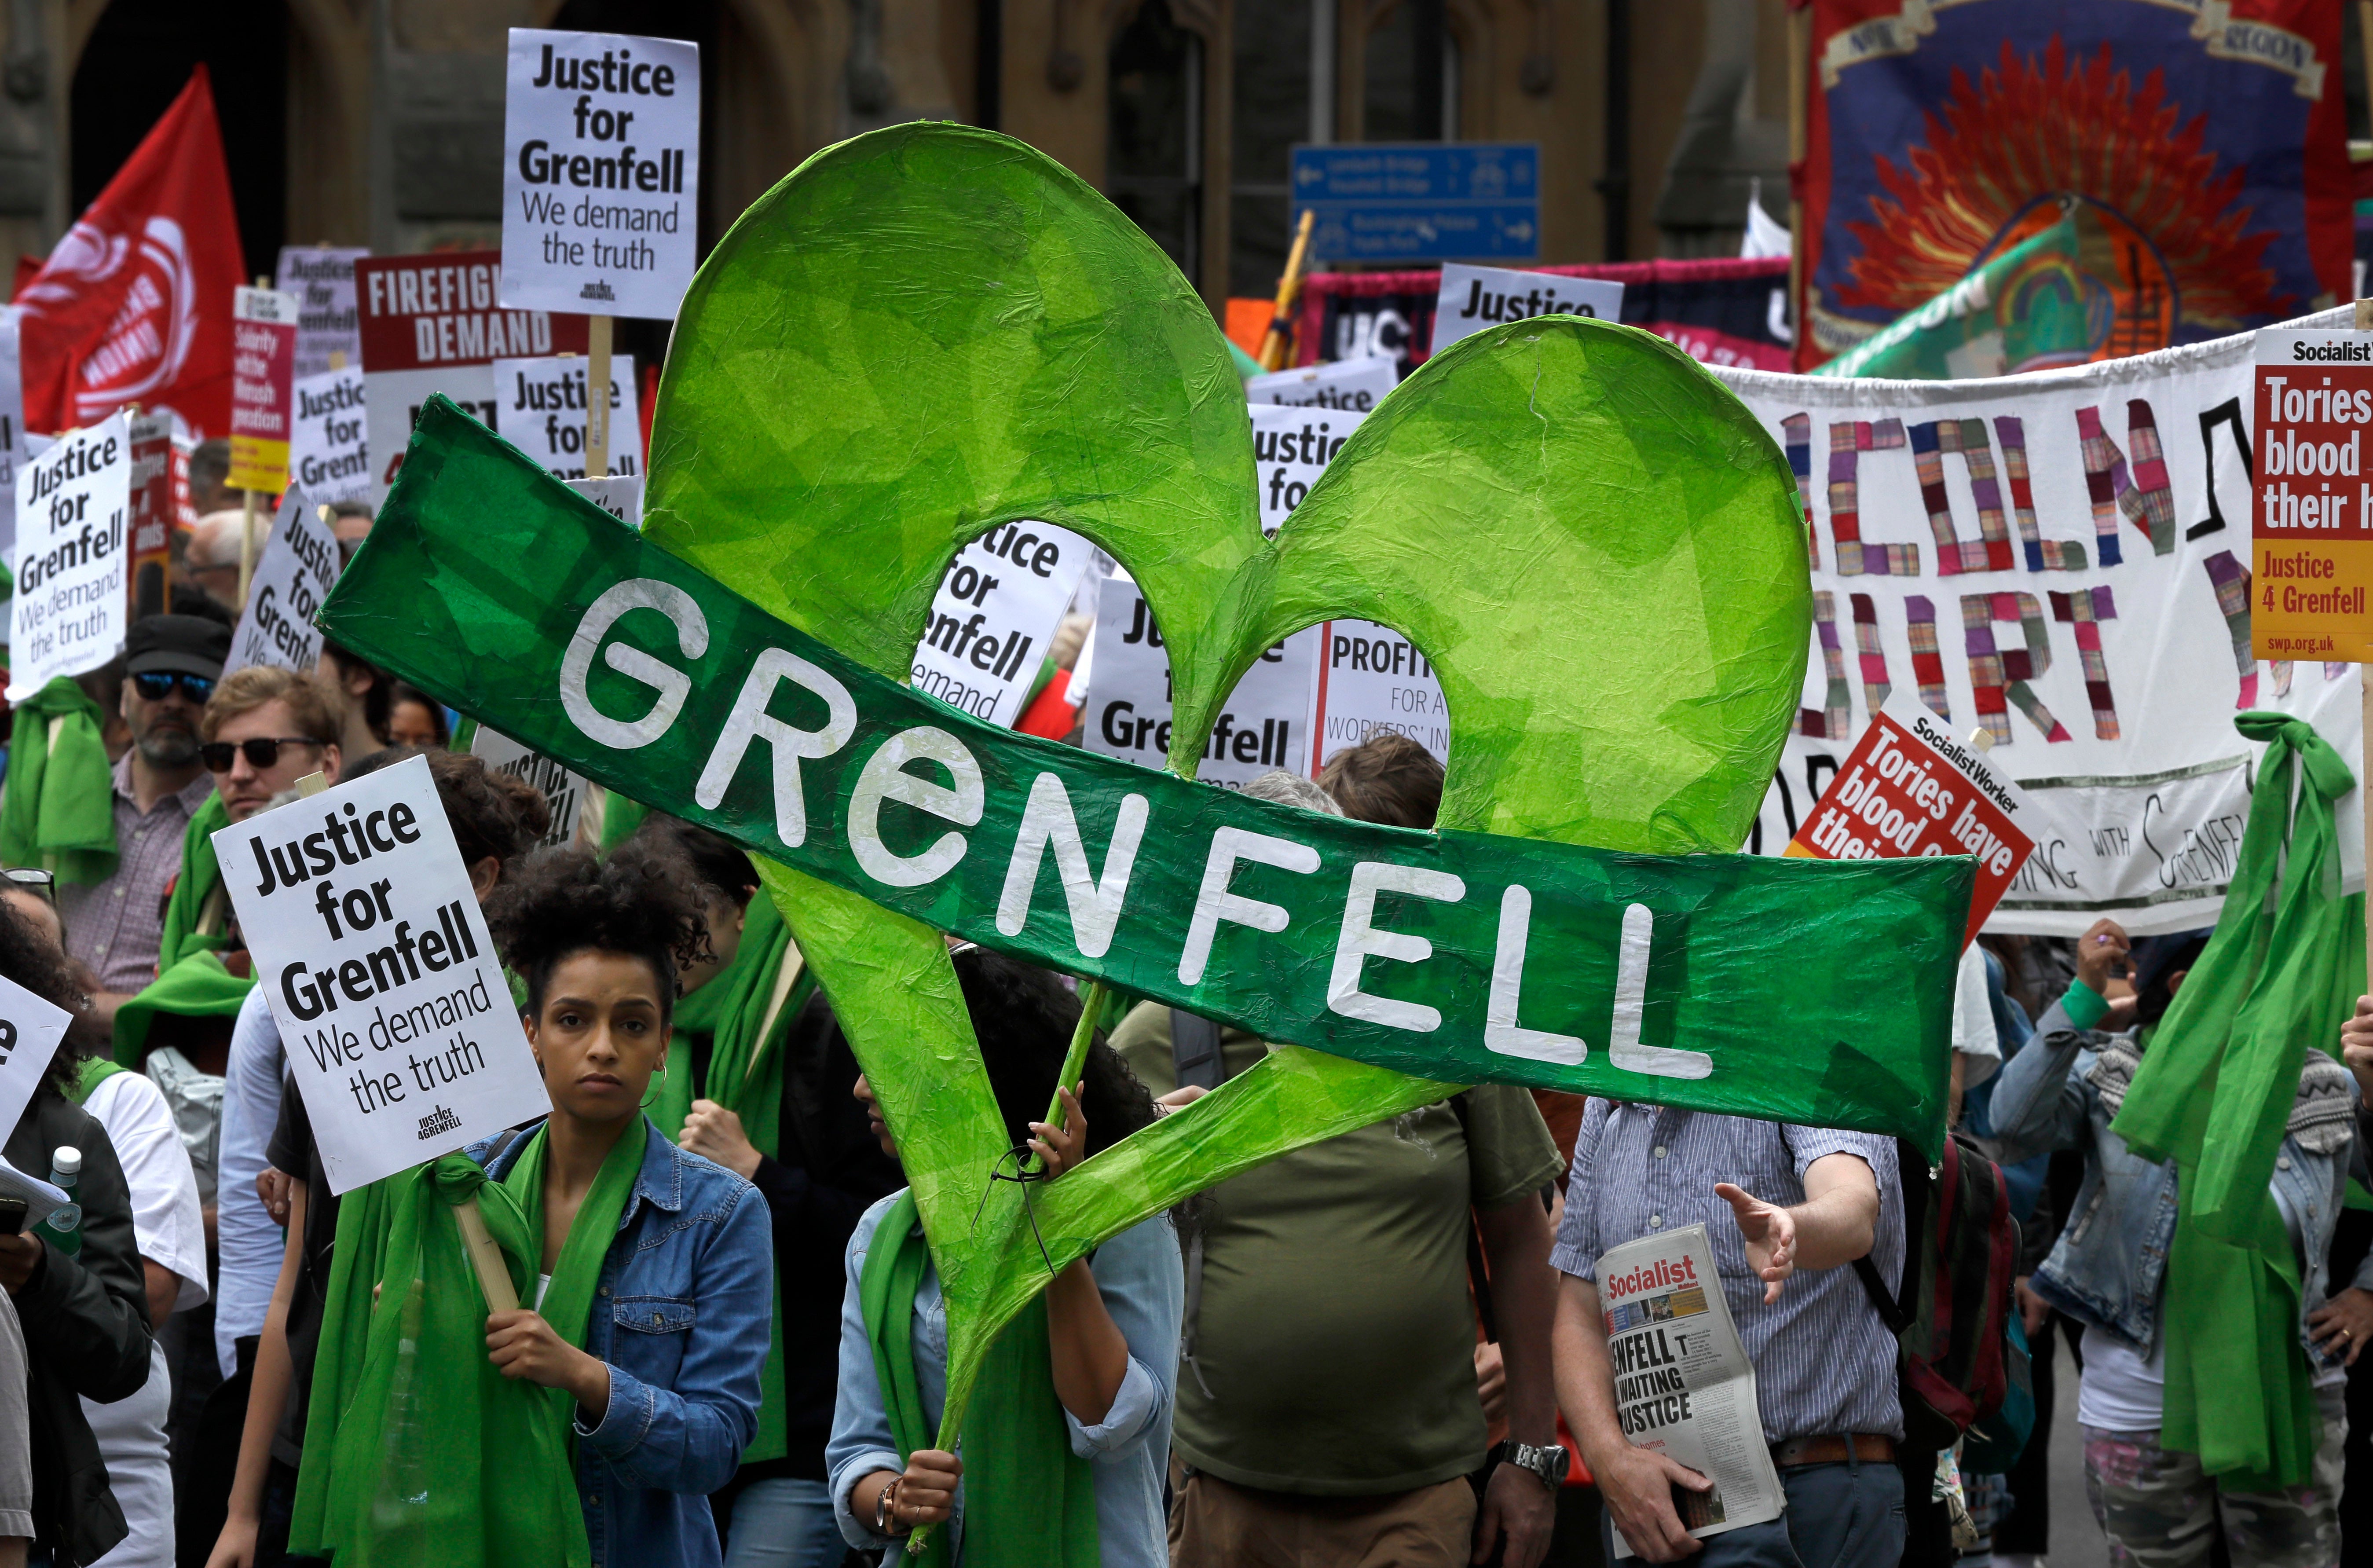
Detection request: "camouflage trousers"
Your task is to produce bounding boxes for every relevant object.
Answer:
[2082,1383,2346,1568]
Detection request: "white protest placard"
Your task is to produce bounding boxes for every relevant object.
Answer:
[492,353,641,481]
[289,367,370,504]
[502,28,700,320]
[1431,264,1624,356]
[0,974,75,1157]
[469,724,590,849]
[8,413,129,700]
[216,756,551,1194]
[911,521,1095,727]
[1244,355,1399,412]
[1309,619,1451,774]
[0,308,26,575]
[566,472,642,528]
[356,253,588,507]
[275,245,370,381]
[1252,403,1362,536]
[1083,574,1318,787]
[225,489,341,676]
[1242,400,1452,775]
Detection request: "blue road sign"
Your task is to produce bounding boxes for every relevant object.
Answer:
[1289,143,1540,264]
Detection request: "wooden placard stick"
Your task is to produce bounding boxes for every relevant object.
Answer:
[586,314,614,480]
[2358,293,2372,987]
[453,1197,522,1313]
[1256,210,1316,372]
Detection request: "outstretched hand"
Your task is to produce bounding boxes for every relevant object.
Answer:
[1713,1183,1797,1304]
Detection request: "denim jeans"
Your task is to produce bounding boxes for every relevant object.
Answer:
[724,1477,846,1568]
[1606,1455,1907,1568]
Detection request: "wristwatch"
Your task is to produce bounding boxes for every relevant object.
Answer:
[1492,1439,1571,1491]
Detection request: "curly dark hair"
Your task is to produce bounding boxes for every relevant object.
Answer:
[952,946,1157,1161]
[0,896,96,1098]
[485,846,714,1028]
[344,747,551,869]
[615,815,757,910]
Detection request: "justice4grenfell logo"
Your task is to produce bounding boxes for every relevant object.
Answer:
[502,27,701,320]
[216,755,552,1194]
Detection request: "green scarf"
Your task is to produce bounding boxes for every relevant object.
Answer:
[290,1121,647,1567]
[156,794,234,972]
[859,1190,1096,1568]
[112,949,255,1067]
[649,894,813,1464]
[2112,712,2361,1491]
[69,1057,125,1102]
[0,678,118,885]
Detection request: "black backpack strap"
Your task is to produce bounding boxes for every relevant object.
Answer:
[1171,1009,1227,1092]
[1853,1135,1929,1337]
[1171,1009,1234,1398]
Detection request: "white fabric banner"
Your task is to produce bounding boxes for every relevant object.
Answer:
[1713,306,2362,937]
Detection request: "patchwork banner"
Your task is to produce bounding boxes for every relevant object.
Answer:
[1719,306,2364,936]
[1799,0,2351,371]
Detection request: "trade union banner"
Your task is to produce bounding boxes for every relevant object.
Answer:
[1719,304,2363,936]
[1799,1,2351,370]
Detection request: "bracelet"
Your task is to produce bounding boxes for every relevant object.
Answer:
[873,1474,902,1534]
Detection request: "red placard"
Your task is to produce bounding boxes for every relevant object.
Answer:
[229,287,298,492]
[127,411,176,617]
[1784,694,2034,947]
[356,253,588,371]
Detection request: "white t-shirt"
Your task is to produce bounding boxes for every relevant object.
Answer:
[81,1070,208,1309]
[216,988,287,1375]
[2077,1323,2165,1432]
[81,1068,206,1568]
[1950,944,2001,1090]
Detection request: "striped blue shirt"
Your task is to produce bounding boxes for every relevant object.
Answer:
[1552,1103,1906,1443]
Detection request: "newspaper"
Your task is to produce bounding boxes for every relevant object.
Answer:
[1599,1223,1785,1556]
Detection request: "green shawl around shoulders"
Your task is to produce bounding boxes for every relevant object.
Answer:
[156,793,234,972]
[648,892,814,1464]
[0,676,118,886]
[858,1189,1096,1568]
[289,1119,647,1568]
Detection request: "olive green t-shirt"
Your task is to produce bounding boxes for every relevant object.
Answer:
[1111,1001,1561,1496]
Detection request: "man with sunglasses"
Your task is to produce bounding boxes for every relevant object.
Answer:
[57,616,228,1032]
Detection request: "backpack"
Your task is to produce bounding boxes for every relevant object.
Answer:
[1854,1130,2027,1455]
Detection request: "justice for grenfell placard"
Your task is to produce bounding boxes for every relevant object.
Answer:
[8,413,129,701]
[217,756,550,1194]
[502,28,700,320]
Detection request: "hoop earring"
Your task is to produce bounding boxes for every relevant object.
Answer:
[641,1079,661,1110]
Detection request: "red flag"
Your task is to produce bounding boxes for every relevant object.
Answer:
[15,67,242,436]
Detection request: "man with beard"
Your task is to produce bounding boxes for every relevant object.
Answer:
[56,615,226,1030]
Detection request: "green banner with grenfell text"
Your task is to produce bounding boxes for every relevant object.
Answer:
[319,398,1972,1154]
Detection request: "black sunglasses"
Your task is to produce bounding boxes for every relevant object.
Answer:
[132,670,217,703]
[3,867,55,905]
[202,737,326,774]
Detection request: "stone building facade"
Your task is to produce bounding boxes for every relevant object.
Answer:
[0,0,1789,320]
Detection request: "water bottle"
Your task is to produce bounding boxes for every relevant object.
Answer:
[33,1147,81,1257]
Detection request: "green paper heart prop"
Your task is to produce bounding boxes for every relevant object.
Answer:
[319,124,1964,1467]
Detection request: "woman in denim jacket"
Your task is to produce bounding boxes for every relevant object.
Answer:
[828,947,1183,1566]
[1989,921,2369,1567]
[471,847,776,1568]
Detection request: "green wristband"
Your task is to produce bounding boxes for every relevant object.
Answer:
[2061,978,2110,1032]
